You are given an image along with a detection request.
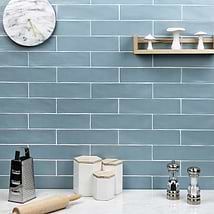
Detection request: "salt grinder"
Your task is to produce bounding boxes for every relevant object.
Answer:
[167,161,180,200]
[187,167,201,205]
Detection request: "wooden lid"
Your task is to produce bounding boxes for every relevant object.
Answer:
[93,170,115,179]
[74,156,102,164]
[102,158,123,166]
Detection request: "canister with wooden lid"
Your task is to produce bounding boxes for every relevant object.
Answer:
[102,159,123,194]
[73,156,102,196]
[92,170,115,201]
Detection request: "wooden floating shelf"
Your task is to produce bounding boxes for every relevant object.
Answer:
[133,36,214,55]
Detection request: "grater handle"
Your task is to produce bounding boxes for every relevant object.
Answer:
[15,151,20,160]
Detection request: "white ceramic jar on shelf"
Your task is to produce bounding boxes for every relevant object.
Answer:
[102,159,123,195]
[92,170,115,201]
[73,156,102,196]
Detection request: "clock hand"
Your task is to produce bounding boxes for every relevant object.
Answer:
[30,20,45,39]
[28,19,37,37]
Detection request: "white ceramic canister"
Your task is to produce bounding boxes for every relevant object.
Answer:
[92,170,115,201]
[73,156,102,196]
[102,159,123,194]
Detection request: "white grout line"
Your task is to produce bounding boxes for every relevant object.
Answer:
[55,160,58,176]
[56,129,58,145]
[151,145,154,160]
[151,176,154,189]
[118,36,120,51]
[27,114,30,129]
[118,4,121,20]
[89,145,92,155]
[181,5,184,20]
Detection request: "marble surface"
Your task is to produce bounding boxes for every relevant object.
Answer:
[3,0,56,46]
[1,189,214,214]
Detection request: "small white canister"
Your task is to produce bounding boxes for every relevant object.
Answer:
[102,159,123,195]
[73,156,102,196]
[93,170,115,201]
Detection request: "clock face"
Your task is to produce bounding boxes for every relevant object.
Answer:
[3,0,56,46]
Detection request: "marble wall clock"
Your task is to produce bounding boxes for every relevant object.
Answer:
[3,0,56,46]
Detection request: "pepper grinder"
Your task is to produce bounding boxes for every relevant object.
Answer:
[187,167,201,205]
[167,161,180,200]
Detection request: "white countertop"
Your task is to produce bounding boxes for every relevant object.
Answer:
[1,189,214,214]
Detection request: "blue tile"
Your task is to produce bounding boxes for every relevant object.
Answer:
[57,161,73,175]
[181,161,214,176]
[154,146,214,160]
[92,114,152,129]
[154,55,214,67]
[58,99,118,113]
[154,115,214,129]
[30,145,89,159]
[50,0,89,4]
[54,21,90,35]
[30,114,90,129]
[182,68,214,83]
[34,161,56,175]
[0,130,55,144]
[35,176,73,189]
[57,130,118,144]
[0,83,27,97]
[1,0,214,188]
[0,114,27,129]
[0,176,9,189]
[154,84,214,98]
[92,21,152,35]
[92,52,152,67]
[92,0,152,3]
[58,37,118,51]
[58,5,118,20]
[58,68,118,82]
[0,98,56,113]
[30,83,90,98]
[92,84,152,98]
[120,37,132,51]
[155,21,214,36]
[0,67,56,82]
[183,100,214,114]
[121,68,181,82]
[121,5,181,20]
[29,52,90,66]
[0,21,6,35]
[0,146,26,159]
[120,130,180,145]
[182,131,214,145]
[0,36,56,51]
[183,6,214,21]
[124,161,168,175]
[155,0,214,4]
[0,52,27,66]
[123,176,151,189]
[0,161,10,175]
[91,145,152,160]
[120,99,180,114]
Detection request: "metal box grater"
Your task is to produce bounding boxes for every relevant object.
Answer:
[8,147,36,203]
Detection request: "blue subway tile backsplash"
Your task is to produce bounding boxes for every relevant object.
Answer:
[1,0,214,190]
